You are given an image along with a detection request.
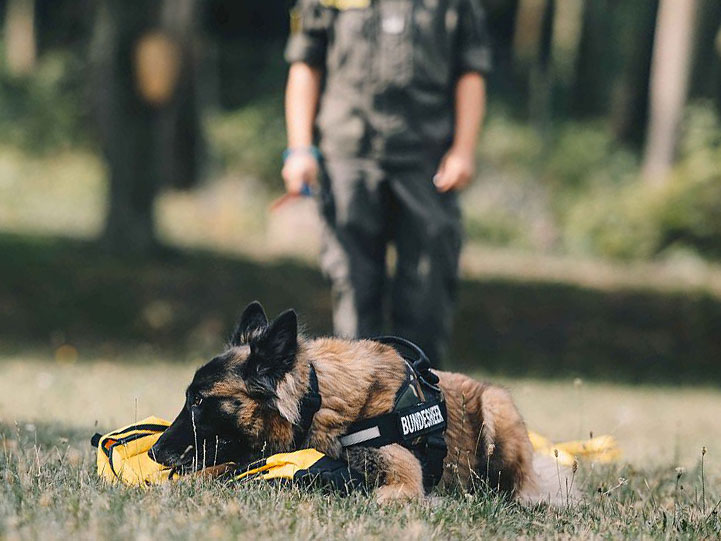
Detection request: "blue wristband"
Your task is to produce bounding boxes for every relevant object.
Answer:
[282,146,322,164]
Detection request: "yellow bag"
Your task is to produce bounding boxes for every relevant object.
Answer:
[528,430,621,466]
[91,416,178,485]
[91,418,366,492]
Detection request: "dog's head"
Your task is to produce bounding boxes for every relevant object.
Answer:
[150,301,302,471]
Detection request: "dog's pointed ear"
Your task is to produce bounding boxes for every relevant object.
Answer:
[241,309,298,399]
[230,301,268,346]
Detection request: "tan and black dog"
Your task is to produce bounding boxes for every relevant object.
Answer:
[151,302,546,503]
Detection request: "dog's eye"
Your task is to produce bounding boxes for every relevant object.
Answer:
[191,397,203,408]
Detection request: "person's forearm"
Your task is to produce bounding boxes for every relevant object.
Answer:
[451,72,486,156]
[285,62,323,148]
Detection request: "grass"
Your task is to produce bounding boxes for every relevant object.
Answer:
[2,141,721,537]
[1,359,720,539]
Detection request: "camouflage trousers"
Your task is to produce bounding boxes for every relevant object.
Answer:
[317,156,462,367]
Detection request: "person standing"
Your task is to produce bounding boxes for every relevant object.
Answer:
[282,0,491,366]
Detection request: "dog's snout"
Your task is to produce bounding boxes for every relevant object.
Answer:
[150,440,195,467]
[149,443,164,463]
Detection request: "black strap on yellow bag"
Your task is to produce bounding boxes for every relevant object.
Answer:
[231,448,367,494]
[90,416,177,485]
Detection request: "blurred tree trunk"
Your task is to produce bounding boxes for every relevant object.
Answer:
[642,0,699,187]
[531,0,554,135]
[91,0,201,254]
[5,0,36,76]
[513,0,546,64]
[514,0,555,135]
[157,1,203,191]
[689,0,721,106]
[572,0,617,117]
[92,0,158,253]
[610,1,659,148]
[717,29,721,115]
[549,0,583,88]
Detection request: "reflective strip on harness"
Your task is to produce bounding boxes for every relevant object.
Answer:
[339,426,381,447]
[340,400,447,449]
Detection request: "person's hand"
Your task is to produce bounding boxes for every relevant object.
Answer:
[433,147,475,193]
[282,149,319,195]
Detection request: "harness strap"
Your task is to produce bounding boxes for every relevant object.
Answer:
[339,399,447,448]
[372,336,441,388]
[340,336,449,490]
[417,433,448,489]
[292,364,322,449]
[340,399,447,490]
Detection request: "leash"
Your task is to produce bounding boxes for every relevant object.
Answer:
[269,183,314,212]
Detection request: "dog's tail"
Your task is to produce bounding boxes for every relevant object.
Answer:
[459,379,580,506]
[517,453,580,506]
[475,387,579,506]
[473,385,533,494]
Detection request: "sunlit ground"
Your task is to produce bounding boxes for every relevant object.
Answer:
[3,144,721,297]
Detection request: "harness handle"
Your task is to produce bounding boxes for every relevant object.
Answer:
[372,336,440,387]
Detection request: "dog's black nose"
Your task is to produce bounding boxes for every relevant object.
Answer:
[149,443,166,464]
[150,441,193,467]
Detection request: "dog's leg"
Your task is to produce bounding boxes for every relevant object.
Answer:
[374,445,424,504]
[344,444,424,504]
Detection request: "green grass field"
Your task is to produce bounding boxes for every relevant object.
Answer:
[1,358,720,539]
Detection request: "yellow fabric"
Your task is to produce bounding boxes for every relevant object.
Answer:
[95,416,176,486]
[319,0,371,10]
[94,416,325,487]
[528,430,621,466]
[260,449,326,480]
[233,448,326,482]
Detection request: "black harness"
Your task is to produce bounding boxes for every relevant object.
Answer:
[292,366,322,450]
[294,336,448,491]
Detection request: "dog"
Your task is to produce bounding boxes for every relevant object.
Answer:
[151,301,550,504]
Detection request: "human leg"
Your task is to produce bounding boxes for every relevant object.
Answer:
[319,158,390,339]
[388,160,463,366]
